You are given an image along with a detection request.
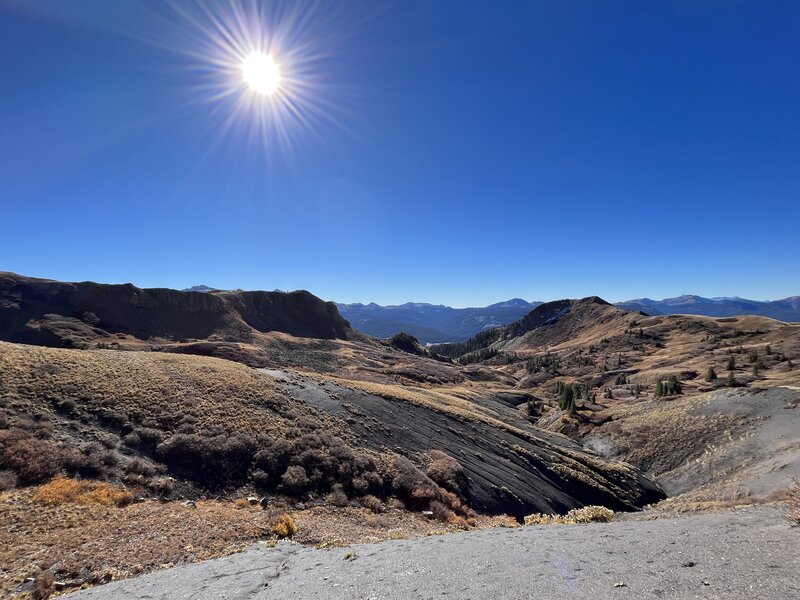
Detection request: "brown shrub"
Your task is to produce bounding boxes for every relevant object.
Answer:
[387,497,405,510]
[430,500,454,523]
[33,477,133,507]
[280,465,309,496]
[147,476,174,497]
[391,457,441,510]
[0,469,17,491]
[440,489,476,519]
[360,494,383,513]
[156,433,255,488]
[425,450,465,494]
[272,513,298,538]
[0,429,62,485]
[124,457,157,478]
[32,570,54,600]
[327,483,349,507]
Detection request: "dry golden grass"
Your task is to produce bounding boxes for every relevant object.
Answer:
[0,341,346,439]
[33,477,132,508]
[524,505,614,525]
[597,392,745,476]
[0,485,510,597]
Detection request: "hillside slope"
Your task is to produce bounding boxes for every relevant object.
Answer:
[0,341,662,519]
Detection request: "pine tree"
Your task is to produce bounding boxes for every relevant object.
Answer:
[727,371,736,387]
[705,366,717,382]
[727,355,736,371]
[752,362,760,376]
[655,380,663,397]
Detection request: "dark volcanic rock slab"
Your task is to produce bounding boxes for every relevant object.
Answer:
[266,370,664,518]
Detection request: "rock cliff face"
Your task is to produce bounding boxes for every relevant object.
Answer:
[0,272,349,347]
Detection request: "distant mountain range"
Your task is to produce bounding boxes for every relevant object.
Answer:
[616,295,800,322]
[338,294,800,343]
[336,299,541,344]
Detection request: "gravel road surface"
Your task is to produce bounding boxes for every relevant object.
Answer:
[66,506,798,600]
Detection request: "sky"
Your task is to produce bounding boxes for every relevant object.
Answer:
[1,1,798,307]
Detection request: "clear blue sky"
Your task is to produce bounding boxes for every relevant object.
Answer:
[1,1,798,307]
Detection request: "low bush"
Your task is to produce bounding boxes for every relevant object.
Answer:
[147,476,174,497]
[425,450,466,494]
[0,469,17,491]
[272,513,298,538]
[327,483,349,507]
[280,465,309,496]
[156,433,255,488]
[0,428,62,485]
[360,494,383,513]
[32,570,54,600]
[391,456,441,510]
[524,505,614,525]
[124,457,158,478]
[33,477,133,507]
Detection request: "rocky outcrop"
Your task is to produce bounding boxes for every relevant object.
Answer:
[0,272,349,347]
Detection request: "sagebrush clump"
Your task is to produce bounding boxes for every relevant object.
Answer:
[524,505,614,526]
[272,513,298,538]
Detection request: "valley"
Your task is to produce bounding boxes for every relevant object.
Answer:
[0,272,797,598]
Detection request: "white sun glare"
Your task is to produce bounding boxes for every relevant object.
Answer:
[241,51,281,96]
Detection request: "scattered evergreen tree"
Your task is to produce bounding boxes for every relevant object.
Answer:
[766,344,772,355]
[727,371,736,387]
[655,376,682,397]
[526,398,543,418]
[752,362,760,376]
[705,366,717,382]
[727,355,736,371]
[666,375,682,395]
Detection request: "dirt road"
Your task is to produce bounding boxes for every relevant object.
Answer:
[65,506,798,599]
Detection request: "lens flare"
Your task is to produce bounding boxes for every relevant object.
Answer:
[241,52,281,95]
[106,0,359,167]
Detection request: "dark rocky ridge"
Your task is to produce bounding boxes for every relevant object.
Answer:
[265,370,665,518]
[0,272,349,348]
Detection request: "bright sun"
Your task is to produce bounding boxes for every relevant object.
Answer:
[241,52,281,96]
